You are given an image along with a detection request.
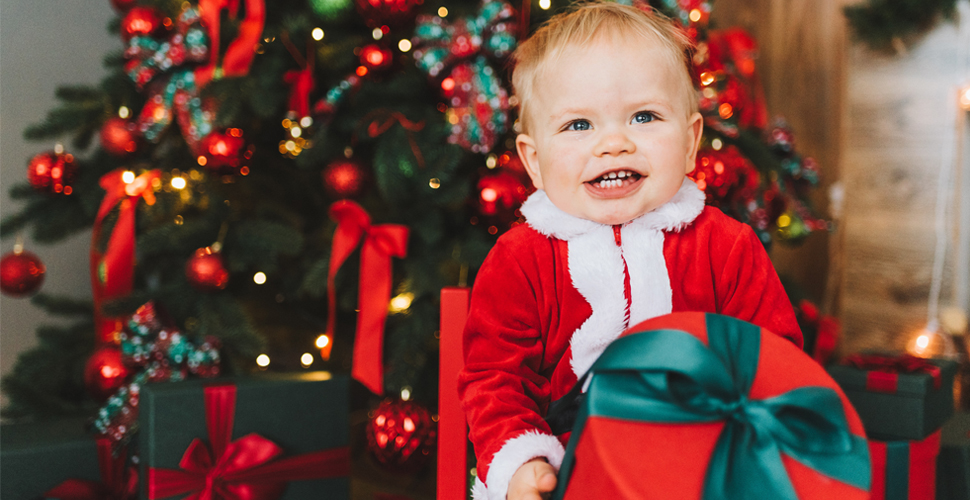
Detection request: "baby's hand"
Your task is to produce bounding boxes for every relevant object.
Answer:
[508,458,557,500]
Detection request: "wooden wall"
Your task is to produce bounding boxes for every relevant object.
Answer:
[711,0,970,355]
[710,0,852,307]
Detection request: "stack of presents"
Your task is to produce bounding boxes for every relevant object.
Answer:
[828,353,968,500]
[4,308,970,499]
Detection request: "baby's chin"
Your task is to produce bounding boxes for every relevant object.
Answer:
[558,204,650,226]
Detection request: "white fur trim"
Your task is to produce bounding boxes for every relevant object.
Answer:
[521,179,706,378]
[474,431,566,500]
[566,224,628,378]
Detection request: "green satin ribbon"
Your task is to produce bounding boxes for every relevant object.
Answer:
[553,314,871,500]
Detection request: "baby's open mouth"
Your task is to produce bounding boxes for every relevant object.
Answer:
[587,170,642,189]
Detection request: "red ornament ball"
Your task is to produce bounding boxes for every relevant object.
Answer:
[360,44,393,70]
[322,159,368,199]
[121,6,167,41]
[355,0,420,28]
[476,171,529,217]
[186,247,229,291]
[199,129,247,175]
[84,345,130,401]
[110,0,138,13]
[365,398,437,473]
[0,251,46,297]
[100,117,139,156]
[27,151,77,195]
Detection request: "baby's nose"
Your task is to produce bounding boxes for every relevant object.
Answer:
[595,130,635,156]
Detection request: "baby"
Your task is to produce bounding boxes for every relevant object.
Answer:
[457,3,802,500]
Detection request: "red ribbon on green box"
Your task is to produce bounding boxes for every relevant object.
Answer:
[147,384,350,500]
[845,354,943,393]
[45,439,138,500]
[869,430,941,500]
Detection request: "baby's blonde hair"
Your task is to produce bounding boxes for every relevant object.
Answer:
[511,1,697,134]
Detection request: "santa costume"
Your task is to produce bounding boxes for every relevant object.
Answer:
[458,179,801,500]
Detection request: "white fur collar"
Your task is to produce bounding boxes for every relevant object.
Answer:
[520,178,705,240]
[520,178,705,378]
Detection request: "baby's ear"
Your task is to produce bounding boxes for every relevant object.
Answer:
[684,112,704,174]
[516,134,544,190]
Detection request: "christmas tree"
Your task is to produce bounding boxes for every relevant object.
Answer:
[1,0,824,450]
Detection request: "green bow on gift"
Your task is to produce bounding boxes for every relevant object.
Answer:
[554,314,871,500]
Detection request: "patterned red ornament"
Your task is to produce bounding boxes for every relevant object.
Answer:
[0,250,45,297]
[689,145,759,205]
[360,44,393,70]
[198,129,247,174]
[27,151,77,195]
[355,0,420,28]
[322,158,368,199]
[110,0,138,13]
[185,247,229,291]
[84,345,130,401]
[121,6,167,41]
[100,117,139,156]
[365,398,437,472]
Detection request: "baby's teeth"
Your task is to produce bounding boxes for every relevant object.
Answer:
[617,171,627,178]
[608,172,617,179]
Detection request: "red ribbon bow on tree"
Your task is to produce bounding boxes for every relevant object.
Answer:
[147,384,350,500]
[325,201,409,395]
[196,0,266,88]
[844,353,943,393]
[45,439,138,500]
[90,169,162,344]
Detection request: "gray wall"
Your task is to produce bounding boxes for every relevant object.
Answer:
[1,2,117,386]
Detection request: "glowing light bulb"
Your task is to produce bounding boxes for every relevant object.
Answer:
[481,187,498,203]
[389,292,414,312]
[315,334,330,349]
[429,178,441,189]
[300,116,313,128]
[253,272,267,284]
[438,6,448,17]
[312,28,324,40]
[301,352,314,367]
[401,386,412,401]
[171,177,186,189]
[398,39,412,52]
[122,170,136,184]
[916,334,930,349]
[256,354,270,367]
[711,138,723,151]
[539,0,551,9]
[372,27,383,40]
[119,106,130,119]
[689,9,702,22]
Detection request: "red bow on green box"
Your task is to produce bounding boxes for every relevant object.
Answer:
[147,384,350,500]
[45,439,138,500]
[844,354,943,393]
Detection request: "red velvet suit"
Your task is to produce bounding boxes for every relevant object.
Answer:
[458,181,801,500]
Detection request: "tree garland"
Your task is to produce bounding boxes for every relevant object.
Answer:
[844,0,959,51]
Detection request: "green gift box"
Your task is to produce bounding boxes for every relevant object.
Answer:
[0,418,102,500]
[936,412,970,500]
[138,371,350,500]
[826,354,958,441]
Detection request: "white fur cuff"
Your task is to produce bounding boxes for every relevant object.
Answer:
[473,431,566,500]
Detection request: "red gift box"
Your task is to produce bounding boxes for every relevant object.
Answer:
[554,312,871,500]
[869,430,941,500]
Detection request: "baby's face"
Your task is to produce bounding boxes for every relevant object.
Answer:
[516,34,702,225]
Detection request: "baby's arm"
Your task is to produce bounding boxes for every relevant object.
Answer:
[459,236,565,499]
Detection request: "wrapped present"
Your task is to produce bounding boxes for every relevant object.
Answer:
[936,412,970,500]
[826,354,958,440]
[551,312,871,500]
[0,418,103,499]
[869,430,940,500]
[138,372,350,500]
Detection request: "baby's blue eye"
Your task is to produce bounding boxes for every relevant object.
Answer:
[633,112,656,124]
[565,119,591,131]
